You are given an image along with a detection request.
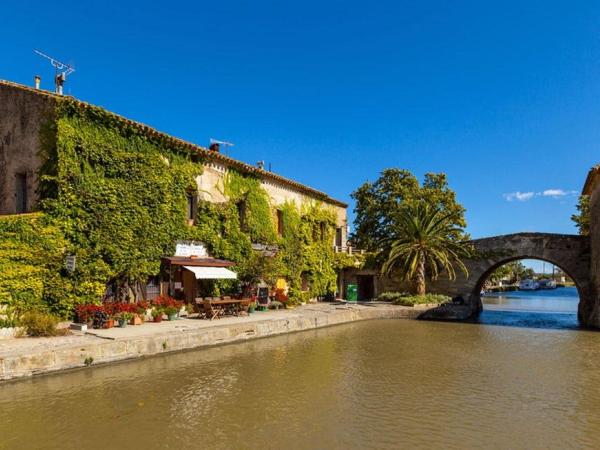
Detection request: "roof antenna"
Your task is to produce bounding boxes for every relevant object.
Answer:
[209,138,234,155]
[33,49,75,95]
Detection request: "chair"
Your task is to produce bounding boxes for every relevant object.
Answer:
[203,299,224,321]
[194,298,206,319]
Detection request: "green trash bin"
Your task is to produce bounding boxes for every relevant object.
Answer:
[346,284,358,302]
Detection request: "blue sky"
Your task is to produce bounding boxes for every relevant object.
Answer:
[2,0,600,246]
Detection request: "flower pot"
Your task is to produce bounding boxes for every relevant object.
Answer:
[130,315,143,325]
[153,315,163,323]
[118,319,127,328]
[103,319,115,329]
[168,313,178,321]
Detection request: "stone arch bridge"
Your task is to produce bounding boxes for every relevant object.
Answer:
[428,233,596,325]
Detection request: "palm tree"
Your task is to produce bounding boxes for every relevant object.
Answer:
[381,202,471,295]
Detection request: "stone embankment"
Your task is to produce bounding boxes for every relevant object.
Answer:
[0,303,421,382]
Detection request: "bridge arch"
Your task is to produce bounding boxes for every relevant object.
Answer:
[474,256,584,300]
[428,233,593,323]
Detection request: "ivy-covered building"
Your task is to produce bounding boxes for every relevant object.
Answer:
[0,79,359,317]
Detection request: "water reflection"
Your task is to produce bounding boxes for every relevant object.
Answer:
[2,319,600,449]
[478,286,579,330]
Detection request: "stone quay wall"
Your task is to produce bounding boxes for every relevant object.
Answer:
[0,304,419,382]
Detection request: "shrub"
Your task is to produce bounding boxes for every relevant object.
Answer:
[20,311,67,337]
[0,317,18,329]
[377,292,450,307]
[377,291,410,302]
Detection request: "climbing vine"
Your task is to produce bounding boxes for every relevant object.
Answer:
[42,101,203,302]
[223,171,277,244]
[1,98,203,318]
[0,98,358,318]
[193,171,360,305]
[0,213,105,319]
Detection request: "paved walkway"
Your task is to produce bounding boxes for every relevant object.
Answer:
[0,303,418,381]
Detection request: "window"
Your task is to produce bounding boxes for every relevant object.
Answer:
[186,193,197,222]
[301,272,310,291]
[145,277,161,301]
[236,200,247,231]
[15,173,27,213]
[335,227,343,247]
[276,209,284,237]
[320,222,326,242]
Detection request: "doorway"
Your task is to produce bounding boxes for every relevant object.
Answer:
[357,275,375,301]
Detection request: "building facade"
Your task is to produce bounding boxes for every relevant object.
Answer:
[0,79,353,303]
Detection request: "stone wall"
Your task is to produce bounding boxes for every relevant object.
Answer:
[0,84,55,215]
[0,305,416,381]
[587,181,600,326]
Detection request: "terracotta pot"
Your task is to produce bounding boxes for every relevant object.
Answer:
[104,319,115,329]
[130,315,143,325]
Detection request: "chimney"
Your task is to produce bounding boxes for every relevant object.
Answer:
[34,75,41,90]
[257,161,265,170]
[55,73,65,95]
[209,143,220,152]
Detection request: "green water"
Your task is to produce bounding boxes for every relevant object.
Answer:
[2,319,600,449]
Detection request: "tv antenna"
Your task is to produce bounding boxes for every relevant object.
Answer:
[209,138,234,155]
[33,49,75,95]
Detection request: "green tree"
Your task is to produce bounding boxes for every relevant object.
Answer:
[381,202,471,295]
[351,169,466,254]
[571,195,590,236]
[489,261,529,284]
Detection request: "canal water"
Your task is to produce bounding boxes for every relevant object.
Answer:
[479,286,579,330]
[2,287,600,449]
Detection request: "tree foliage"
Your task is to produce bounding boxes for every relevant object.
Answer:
[381,202,471,295]
[571,195,590,236]
[488,261,534,284]
[351,169,466,255]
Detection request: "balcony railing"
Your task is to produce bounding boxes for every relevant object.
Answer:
[333,245,365,255]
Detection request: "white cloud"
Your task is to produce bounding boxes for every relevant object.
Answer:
[542,189,577,198]
[504,188,578,202]
[503,191,535,202]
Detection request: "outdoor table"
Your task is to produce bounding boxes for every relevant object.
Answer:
[201,298,251,319]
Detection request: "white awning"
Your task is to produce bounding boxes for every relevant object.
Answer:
[183,266,238,280]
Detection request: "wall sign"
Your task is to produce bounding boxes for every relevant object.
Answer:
[65,255,77,273]
[175,241,208,257]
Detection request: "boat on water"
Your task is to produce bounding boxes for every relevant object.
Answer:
[538,279,557,289]
[519,279,540,290]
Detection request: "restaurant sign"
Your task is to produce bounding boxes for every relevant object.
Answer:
[175,241,208,258]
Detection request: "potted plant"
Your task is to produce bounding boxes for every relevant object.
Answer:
[116,312,133,328]
[248,303,256,314]
[152,308,163,323]
[164,305,179,321]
